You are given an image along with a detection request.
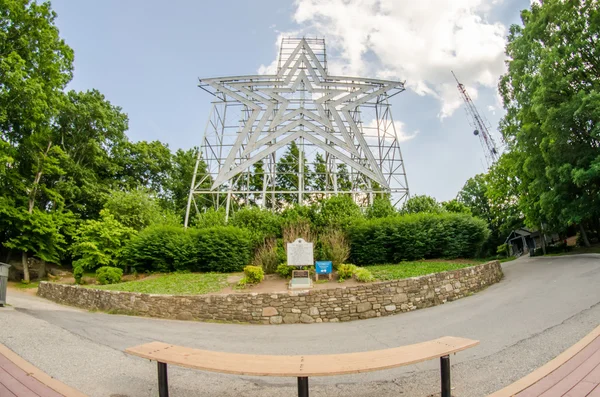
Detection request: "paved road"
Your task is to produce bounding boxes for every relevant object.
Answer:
[1,255,599,397]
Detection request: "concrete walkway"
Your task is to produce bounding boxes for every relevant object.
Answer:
[0,255,599,397]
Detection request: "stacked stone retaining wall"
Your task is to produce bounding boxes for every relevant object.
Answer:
[37,261,503,324]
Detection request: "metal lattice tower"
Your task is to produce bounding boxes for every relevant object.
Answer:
[452,71,499,168]
[184,38,410,225]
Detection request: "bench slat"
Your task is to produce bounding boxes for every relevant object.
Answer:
[125,336,478,377]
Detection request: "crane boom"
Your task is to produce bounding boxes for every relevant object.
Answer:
[452,71,499,167]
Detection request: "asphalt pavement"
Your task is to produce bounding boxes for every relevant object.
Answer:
[1,254,599,397]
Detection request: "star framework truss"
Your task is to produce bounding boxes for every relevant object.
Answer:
[185,38,410,224]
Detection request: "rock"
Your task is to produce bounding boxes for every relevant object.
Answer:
[291,308,301,314]
[444,284,453,292]
[384,304,396,312]
[309,307,319,316]
[315,318,323,323]
[262,307,278,317]
[392,293,408,303]
[176,311,193,321]
[356,302,372,313]
[270,316,283,324]
[283,313,300,324]
[330,318,339,323]
[300,314,315,324]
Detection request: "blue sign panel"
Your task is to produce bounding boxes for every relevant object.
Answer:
[315,261,333,274]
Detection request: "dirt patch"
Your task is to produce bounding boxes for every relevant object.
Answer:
[218,273,363,294]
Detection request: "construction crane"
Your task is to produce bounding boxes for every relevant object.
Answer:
[452,71,499,168]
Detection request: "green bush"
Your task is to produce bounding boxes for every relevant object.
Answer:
[243,265,264,283]
[337,264,357,281]
[122,225,252,273]
[354,267,374,282]
[196,227,252,272]
[121,225,198,272]
[73,265,84,284]
[230,207,282,241]
[348,213,489,265]
[95,266,123,285]
[276,263,292,278]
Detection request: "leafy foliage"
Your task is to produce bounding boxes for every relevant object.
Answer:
[402,195,443,214]
[276,263,293,278]
[337,264,357,281]
[499,0,600,243]
[103,189,166,231]
[353,267,374,282]
[95,266,123,285]
[195,227,252,273]
[366,196,397,219]
[70,210,136,271]
[348,213,490,265]
[243,265,264,284]
[120,225,198,272]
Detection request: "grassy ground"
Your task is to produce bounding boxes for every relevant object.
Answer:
[368,261,481,281]
[8,281,40,289]
[544,244,600,257]
[87,273,229,295]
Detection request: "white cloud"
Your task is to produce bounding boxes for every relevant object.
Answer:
[292,0,508,118]
[364,119,419,143]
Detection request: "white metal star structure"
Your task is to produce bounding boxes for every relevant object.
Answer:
[199,38,404,190]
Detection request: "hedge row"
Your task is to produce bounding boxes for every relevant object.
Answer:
[120,213,489,273]
[121,225,252,273]
[347,213,489,265]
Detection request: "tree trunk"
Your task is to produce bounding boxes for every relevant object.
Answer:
[579,223,591,247]
[540,224,547,255]
[22,252,30,283]
[39,259,47,279]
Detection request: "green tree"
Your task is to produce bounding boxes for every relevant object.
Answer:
[103,189,165,231]
[500,0,600,244]
[0,0,74,281]
[402,195,443,214]
[442,199,472,215]
[276,141,312,204]
[70,210,136,273]
[366,196,397,218]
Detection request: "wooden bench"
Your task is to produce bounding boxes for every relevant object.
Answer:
[125,336,479,397]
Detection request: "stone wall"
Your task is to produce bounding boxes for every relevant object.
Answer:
[37,261,503,324]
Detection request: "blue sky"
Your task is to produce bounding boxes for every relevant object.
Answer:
[50,0,530,201]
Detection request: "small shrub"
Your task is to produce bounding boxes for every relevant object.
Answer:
[354,267,374,282]
[243,265,264,284]
[73,265,84,284]
[253,239,279,274]
[276,263,292,278]
[319,229,350,268]
[337,264,357,281]
[95,266,123,285]
[230,207,282,247]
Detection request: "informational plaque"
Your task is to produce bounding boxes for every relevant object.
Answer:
[287,238,314,267]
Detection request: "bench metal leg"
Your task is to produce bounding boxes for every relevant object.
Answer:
[440,355,451,397]
[158,362,169,397]
[297,376,309,397]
